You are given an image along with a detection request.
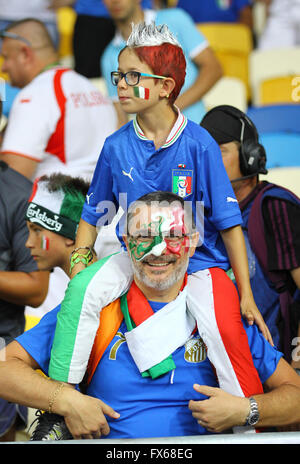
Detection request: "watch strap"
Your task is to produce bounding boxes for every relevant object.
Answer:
[245,396,259,426]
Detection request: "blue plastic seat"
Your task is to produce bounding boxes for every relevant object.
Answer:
[247,104,300,134]
[260,133,300,168]
[247,105,300,168]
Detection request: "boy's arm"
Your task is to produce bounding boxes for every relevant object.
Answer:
[220,224,273,344]
[70,219,99,278]
[0,270,49,307]
[175,46,223,112]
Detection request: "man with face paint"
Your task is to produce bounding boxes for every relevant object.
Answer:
[1,191,300,441]
[126,199,195,297]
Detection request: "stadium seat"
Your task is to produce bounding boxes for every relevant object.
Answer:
[249,47,300,106]
[203,76,247,112]
[247,105,300,169]
[198,22,253,99]
[260,75,299,105]
[25,314,41,331]
[259,133,300,168]
[247,104,300,134]
[260,167,300,197]
[0,56,9,81]
[57,7,76,61]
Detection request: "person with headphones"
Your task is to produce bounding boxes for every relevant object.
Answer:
[201,105,300,378]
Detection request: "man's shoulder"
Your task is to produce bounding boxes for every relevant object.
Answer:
[13,68,62,101]
[256,182,300,205]
[27,67,84,89]
[0,162,32,199]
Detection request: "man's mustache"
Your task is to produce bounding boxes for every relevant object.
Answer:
[142,256,177,265]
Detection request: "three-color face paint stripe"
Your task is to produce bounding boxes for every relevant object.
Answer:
[133,86,150,100]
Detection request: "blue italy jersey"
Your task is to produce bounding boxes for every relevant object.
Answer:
[17,301,282,438]
[82,115,242,273]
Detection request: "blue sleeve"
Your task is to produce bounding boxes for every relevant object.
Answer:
[199,136,242,230]
[16,305,61,376]
[81,139,116,227]
[156,8,208,58]
[244,322,283,384]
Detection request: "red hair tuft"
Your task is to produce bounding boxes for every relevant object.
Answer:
[133,43,186,104]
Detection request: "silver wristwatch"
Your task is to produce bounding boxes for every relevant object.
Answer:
[245,397,260,426]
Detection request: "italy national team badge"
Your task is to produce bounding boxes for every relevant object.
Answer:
[172,169,193,198]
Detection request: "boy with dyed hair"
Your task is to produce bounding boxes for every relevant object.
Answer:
[42,22,272,439]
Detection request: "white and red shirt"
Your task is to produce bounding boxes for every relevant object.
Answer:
[1,67,117,180]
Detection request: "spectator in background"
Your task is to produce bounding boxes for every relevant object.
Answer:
[68,0,154,79]
[0,18,117,182]
[0,100,49,442]
[176,0,253,28]
[101,0,223,127]
[0,0,61,119]
[201,105,300,373]
[258,0,300,49]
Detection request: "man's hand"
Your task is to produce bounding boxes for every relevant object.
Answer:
[56,387,120,439]
[189,385,249,433]
[240,295,273,345]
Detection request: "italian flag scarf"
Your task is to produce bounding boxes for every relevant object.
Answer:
[120,275,188,379]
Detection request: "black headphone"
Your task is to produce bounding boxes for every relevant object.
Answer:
[203,106,268,182]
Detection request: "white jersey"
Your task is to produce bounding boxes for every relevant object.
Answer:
[259,0,300,49]
[0,0,56,22]
[1,67,117,180]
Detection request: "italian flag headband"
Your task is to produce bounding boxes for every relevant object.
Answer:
[25,179,82,240]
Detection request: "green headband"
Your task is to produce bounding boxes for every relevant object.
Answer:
[26,202,78,240]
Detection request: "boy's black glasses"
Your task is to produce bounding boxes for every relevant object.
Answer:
[111,71,166,86]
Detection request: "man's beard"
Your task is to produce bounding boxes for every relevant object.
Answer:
[131,254,189,291]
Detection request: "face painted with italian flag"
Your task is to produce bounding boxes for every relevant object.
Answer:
[127,203,194,294]
[128,204,190,262]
